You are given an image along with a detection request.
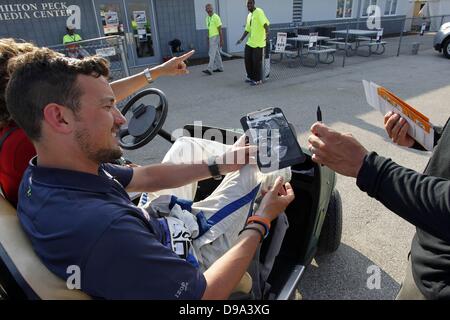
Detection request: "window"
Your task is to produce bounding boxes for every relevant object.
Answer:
[336,0,353,19]
[361,0,378,17]
[384,0,397,15]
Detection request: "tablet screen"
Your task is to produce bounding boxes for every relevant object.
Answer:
[242,108,306,172]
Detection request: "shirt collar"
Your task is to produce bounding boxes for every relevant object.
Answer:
[28,156,117,194]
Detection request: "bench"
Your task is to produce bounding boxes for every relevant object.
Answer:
[325,39,354,56]
[270,32,299,65]
[300,46,337,67]
[356,36,372,42]
[356,40,387,57]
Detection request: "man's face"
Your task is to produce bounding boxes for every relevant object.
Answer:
[67,28,74,35]
[247,0,255,12]
[72,75,126,164]
[205,5,213,16]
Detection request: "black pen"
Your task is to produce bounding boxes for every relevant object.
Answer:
[317,105,322,122]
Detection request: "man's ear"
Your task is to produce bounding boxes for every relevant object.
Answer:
[42,103,75,134]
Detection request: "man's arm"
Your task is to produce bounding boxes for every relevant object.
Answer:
[126,142,256,193]
[308,122,450,243]
[218,26,224,48]
[202,176,295,299]
[236,31,249,45]
[357,152,450,242]
[126,163,212,193]
[110,50,194,102]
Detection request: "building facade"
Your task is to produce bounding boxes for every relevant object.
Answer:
[0,0,414,68]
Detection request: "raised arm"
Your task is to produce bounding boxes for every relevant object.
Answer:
[110,50,194,102]
[308,122,450,242]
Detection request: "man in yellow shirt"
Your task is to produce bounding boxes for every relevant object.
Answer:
[203,3,224,76]
[63,26,84,59]
[63,26,82,45]
[236,0,269,85]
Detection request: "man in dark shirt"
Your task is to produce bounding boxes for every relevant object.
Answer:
[5,48,294,299]
[307,113,450,299]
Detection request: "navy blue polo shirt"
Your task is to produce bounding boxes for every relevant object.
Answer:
[17,157,206,299]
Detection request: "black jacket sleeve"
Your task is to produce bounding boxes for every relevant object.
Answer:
[356,152,450,242]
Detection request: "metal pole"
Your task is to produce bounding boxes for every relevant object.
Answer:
[397,17,406,57]
[342,23,350,68]
[441,15,445,28]
[261,45,266,83]
[118,36,130,77]
[355,0,363,29]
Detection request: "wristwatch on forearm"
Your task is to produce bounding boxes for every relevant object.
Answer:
[143,68,153,84]
[207,156,222,180]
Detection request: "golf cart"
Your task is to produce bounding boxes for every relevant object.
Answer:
[0,89,342,300]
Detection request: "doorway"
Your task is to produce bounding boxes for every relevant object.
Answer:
[93,0,161,67]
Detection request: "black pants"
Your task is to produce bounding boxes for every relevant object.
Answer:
[245,45,263,82]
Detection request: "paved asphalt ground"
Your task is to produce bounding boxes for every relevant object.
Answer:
[122,46,450,300]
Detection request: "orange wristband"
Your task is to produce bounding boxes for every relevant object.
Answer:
[247,215,271,231]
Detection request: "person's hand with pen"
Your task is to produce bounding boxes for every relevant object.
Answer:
[308,106,369,178]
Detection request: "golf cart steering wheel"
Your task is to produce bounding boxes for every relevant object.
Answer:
[118,88,168,150]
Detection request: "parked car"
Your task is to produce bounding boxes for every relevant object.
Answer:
[433,22,450,59]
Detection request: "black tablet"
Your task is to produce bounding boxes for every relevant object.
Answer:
[240,107,306,173]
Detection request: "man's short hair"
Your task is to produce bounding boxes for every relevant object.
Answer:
[0,38,38,127]
[6,48,110,141]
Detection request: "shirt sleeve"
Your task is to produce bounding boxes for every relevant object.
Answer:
[245,14,251,33]
[215,15,222,28]
[356,152,450,242]
[258,9,269,26]
[101,163,133,188]
[83,214,207,299]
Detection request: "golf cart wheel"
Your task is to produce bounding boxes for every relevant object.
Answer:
[317,189,342,255]
[443,38,450,59]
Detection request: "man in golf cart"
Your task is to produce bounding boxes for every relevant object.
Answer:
[5,48,294,299]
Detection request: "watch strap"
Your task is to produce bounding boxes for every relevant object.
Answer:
[207,156,222,180]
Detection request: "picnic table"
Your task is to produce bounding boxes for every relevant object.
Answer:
[287,35,336,67]
[329,29,386,56]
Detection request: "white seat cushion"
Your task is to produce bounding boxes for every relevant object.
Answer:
[0,196,90,300]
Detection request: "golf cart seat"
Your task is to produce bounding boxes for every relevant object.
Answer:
[0,194,253,300]
[0,195,90,300]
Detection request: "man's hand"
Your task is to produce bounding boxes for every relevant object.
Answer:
[217,135,257,174]
[255,176,295,222]
[384,111,415,147]
[236,39,242,45]
[151,50,195,78]
[308,122,369,178]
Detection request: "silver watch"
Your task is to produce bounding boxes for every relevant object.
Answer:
[143,68,153,83]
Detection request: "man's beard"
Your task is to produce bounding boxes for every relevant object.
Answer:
[75,127,123,164]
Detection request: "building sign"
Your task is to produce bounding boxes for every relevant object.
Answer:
[105,11,118,26]
[133,11,147,24]
[0,2,76,21]
[95,47,116,57]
